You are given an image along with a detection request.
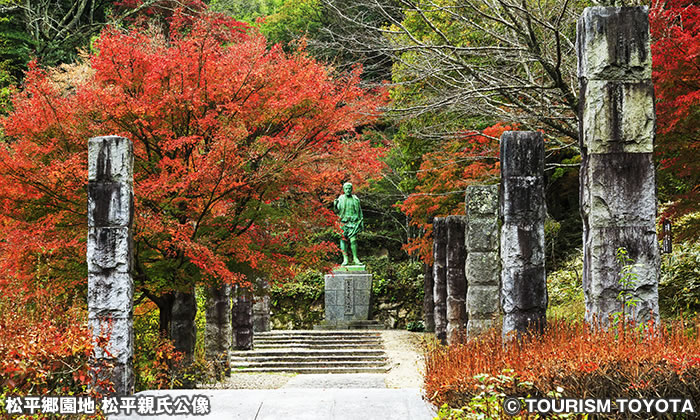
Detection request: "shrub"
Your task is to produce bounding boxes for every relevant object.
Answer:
[546,250,584,321]
[268,257,424,329]
[0,292,113,418]
[424,319,700,417]
[133,302,184,391]
[365,256,423,328]
[269,270,325,329]
[659,241,700,318]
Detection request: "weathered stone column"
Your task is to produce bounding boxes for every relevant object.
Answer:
[171,288,196,388]
[252,287,271,333]
[205,284,231,378]
[500,131,547,337]
[422,262,435,332]
[232,288,254,350]
[465,185,500,336]
[87,136,134,395]
[577,7,659,326]
[445,215,467,344]
[432,217,447,344]
[171,289,196,358]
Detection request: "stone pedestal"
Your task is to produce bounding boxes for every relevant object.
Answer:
[323,268,372,328]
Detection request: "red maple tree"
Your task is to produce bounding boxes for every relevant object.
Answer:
[399,123,511,262]
[0,11,387,330]
[651,0,700,237]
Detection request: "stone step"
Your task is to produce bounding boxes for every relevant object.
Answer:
[230,349,386,358]
[230,355,388,363]
[231,360,389,369]
[254,333,381,339]
[313,321,385,330]
[254,338,381,345]
[253,343,381,350]
[255,330,382,337]
[230,366,390,374]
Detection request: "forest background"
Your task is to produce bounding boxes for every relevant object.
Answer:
[0,0,698,395]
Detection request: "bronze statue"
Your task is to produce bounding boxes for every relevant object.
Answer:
[334,182,363,266]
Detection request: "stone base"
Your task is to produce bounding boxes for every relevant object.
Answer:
[324,270,372,323]
[335,264,366,272]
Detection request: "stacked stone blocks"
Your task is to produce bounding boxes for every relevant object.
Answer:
[465,185,500,336]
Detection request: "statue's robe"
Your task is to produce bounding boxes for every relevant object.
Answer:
[335,194,363,239]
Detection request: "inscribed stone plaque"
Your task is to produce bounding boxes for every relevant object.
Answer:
[345,278,354,315]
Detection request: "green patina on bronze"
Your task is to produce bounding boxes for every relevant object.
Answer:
[333,182,364,266]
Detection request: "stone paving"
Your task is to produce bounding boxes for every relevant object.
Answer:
[111,379,436,420]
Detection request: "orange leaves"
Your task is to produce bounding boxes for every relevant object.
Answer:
[0,7,387,328]
[400,123,511,262]
[0,298,98,396]
[424,319,700,408]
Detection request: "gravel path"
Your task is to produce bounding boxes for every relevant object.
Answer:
[207,330,430,390]
[382,330,431,389]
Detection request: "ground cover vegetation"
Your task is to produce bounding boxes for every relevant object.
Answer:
[425,319,700,419]
[0,0,697,405]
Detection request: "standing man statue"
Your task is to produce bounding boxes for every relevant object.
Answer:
[334,182,363,266]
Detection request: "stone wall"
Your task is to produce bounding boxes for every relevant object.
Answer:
[87,136,134,395]
[500,131,547,337]
[577,6,659,326]
[465,185,500,336]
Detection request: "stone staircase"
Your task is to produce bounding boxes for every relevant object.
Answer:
[230,330,390,374]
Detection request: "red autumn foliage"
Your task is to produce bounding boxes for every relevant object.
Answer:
[399,123,512,263]
[424,320,700,410]
[0,280,113,399]
[0,9,387,312]
[650,0,700,232]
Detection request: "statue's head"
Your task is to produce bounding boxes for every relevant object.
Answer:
[343,182,353,195]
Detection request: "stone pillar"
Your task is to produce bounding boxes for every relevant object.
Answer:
[87,136,134,395]
[465,185,500,336]
[432,217,447,344]
[232,289,254,350]
[500,131,547,337]
[577,7,659,326]
[445,215,467,344]
[422,262,435,332]
[252,296,271,333]
[205,284,231,377]
[171,289,196,358]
